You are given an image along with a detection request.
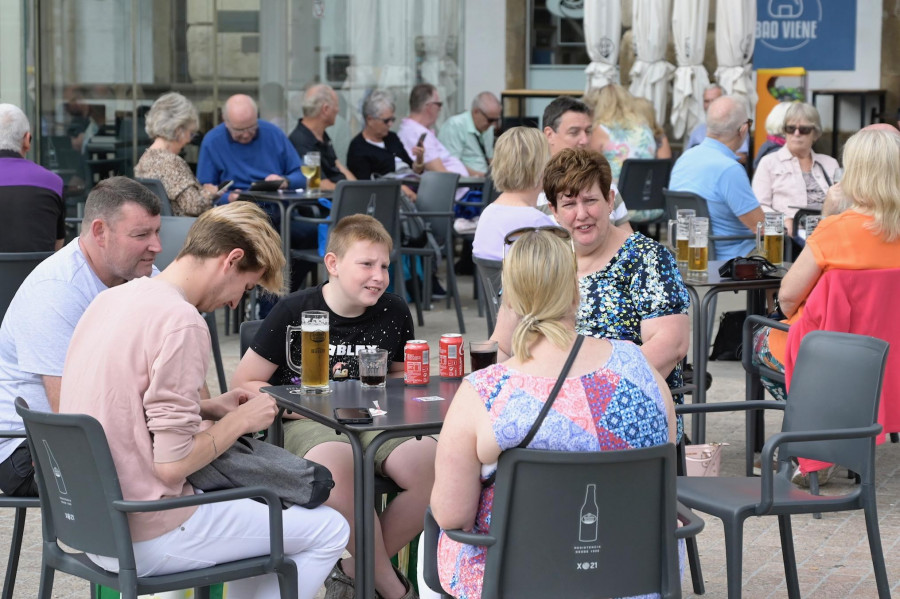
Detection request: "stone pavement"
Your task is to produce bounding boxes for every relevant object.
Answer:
[2,275,900,598]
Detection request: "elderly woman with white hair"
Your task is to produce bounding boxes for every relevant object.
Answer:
[134,92,224,216]
[751,102,839,233]
[753,101,792,169]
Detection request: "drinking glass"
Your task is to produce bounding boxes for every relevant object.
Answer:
[804,215,822,239]
[667,209,695,266]
[359,348,388,389]
[687,217,709,277]
[759,212,785,265]
[469,340,498,372]
[302,152,321,193]
[286,310,330,394]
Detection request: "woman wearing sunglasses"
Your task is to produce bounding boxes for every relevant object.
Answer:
[432,228,676,598]
[752,102,840,234]
[490,147,690,440]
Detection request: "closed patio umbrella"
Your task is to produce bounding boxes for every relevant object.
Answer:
[629,0,675,124]
[584,0,622,91]
[715,0,757,114]
[670,0,710,139]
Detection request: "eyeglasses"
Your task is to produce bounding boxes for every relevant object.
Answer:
[427,101,444,109]
[738,118,753,133]
[378,116,396,125]
[784,124,814,136]
[477,108,500,125]
[502,226,576,264]
[226,122,258,136]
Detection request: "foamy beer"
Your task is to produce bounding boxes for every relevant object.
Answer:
[667,209,695,266]
[687,217,709,276]
[302,152,321,191]
[286,310,331,394]
[763,212,784,265]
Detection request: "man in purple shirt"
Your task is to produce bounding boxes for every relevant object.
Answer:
[0,103,65,252]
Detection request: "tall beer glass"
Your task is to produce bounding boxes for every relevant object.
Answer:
[687,217,709,278]
[286,310,330,394]
[302,152,321,192]
[667,209,695,266]
[756,212,785,265]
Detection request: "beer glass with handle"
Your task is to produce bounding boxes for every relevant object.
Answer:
[687,217,709,279]
[286,310,331,394]
[666,209,695,267]
[755,212,785,265]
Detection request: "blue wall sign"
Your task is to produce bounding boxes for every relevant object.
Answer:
[754,0,856,70]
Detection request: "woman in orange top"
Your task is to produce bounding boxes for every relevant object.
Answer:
[754,128,900,479]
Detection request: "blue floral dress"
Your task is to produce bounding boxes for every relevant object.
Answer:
[436,340,676,599]
[576,233,690,440]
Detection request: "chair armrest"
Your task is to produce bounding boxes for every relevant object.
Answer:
[755,423,882,514]
[402,211,455,218]
[113,486,287,561]
[675,400,784,416]
[710,234,756,242]
[675,501,705,539]
[0,430,26,439]
[442,527,498,547]
[290,213,332,226]
[742,315,790,379]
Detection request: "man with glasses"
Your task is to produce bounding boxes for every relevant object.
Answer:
[397,83,468,187]
[437,91,501,177]
[686,84,750,165]
[670,95,765,259]
[289,84,356,192]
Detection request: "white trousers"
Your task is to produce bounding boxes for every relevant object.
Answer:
[89,497,349,599]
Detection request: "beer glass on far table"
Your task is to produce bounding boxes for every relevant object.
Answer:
[756,212,785,265]
[687,217,709,279]
[667,209,695,267]
[302,151,321,193]
[286,310,330,394]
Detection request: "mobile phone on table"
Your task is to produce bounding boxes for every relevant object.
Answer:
[334,407,374,424]
[218,180,234,193]
[417,132,427,147]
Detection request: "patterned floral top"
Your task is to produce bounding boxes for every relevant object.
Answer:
[576,233,690,437]
[134,148,215,216]
[436,340,673,599]
[599,123,657,182]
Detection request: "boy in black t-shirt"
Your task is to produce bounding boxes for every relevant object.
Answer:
[232,215,428,599]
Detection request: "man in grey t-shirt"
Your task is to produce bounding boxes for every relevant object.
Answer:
[0,177,162,496]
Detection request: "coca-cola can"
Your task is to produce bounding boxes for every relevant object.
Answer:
[439,334,464,379]
[404,340,430,386]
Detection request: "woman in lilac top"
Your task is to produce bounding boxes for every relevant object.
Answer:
[472,127,555,261]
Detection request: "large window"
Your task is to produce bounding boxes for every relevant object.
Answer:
[31,0,464,208]
[530,0,590,66]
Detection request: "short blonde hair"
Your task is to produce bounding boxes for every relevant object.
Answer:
[325,214,393,258]
[145,92,199,141]
[840,128,900,241]
[490,127,550,192]
[502,229,578,360]
[178,202,285,294]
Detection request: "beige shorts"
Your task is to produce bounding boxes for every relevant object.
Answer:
[282,418,427,477]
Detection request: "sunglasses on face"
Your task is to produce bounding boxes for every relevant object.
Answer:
[378,116,396,125]
[502,226,576,263]
[784,124,814,136]
[478,108,500,125]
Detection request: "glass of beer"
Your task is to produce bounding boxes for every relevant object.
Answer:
[286,310,330,394]
[359,348,388,388]
[469,340,498,372]
[302,151,321,193]
[762,212,785,265]
[687,217,709,278]
[667,209,695,267]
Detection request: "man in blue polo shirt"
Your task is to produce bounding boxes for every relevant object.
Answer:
[669,95,765,260]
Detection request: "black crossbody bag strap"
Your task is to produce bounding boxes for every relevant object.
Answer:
[482,335,585,488]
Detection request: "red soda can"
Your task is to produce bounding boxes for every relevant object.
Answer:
[404,340,430,386]
[439,334,464,379]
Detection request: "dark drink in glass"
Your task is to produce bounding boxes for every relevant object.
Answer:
[360,374,386,387]
[470,349,497,372]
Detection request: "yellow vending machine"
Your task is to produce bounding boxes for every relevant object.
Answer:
[754,67,807,152]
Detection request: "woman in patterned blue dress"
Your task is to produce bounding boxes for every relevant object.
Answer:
[490,147,690,439]
[431,228,676,599]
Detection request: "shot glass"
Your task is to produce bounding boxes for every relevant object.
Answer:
[359,348,389,388]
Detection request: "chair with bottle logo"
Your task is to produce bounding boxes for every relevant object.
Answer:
[618,159,672,236]
[422,443,704,598]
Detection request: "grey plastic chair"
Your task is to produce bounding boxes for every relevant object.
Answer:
[676,331,891,599]
[15,397,299,599]
[156,216,227,394]
[423,444,703,599]
[400,171,466,333]
[134,177,174,216]
[0,252,53,325]
[663,189,756,260]
[291,180,407,315]
[472,257,502,336]
[0,430,41,599]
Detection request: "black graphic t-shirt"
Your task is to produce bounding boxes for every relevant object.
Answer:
[252,283,415,384]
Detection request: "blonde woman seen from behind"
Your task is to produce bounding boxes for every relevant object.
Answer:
[432,227,675,598]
